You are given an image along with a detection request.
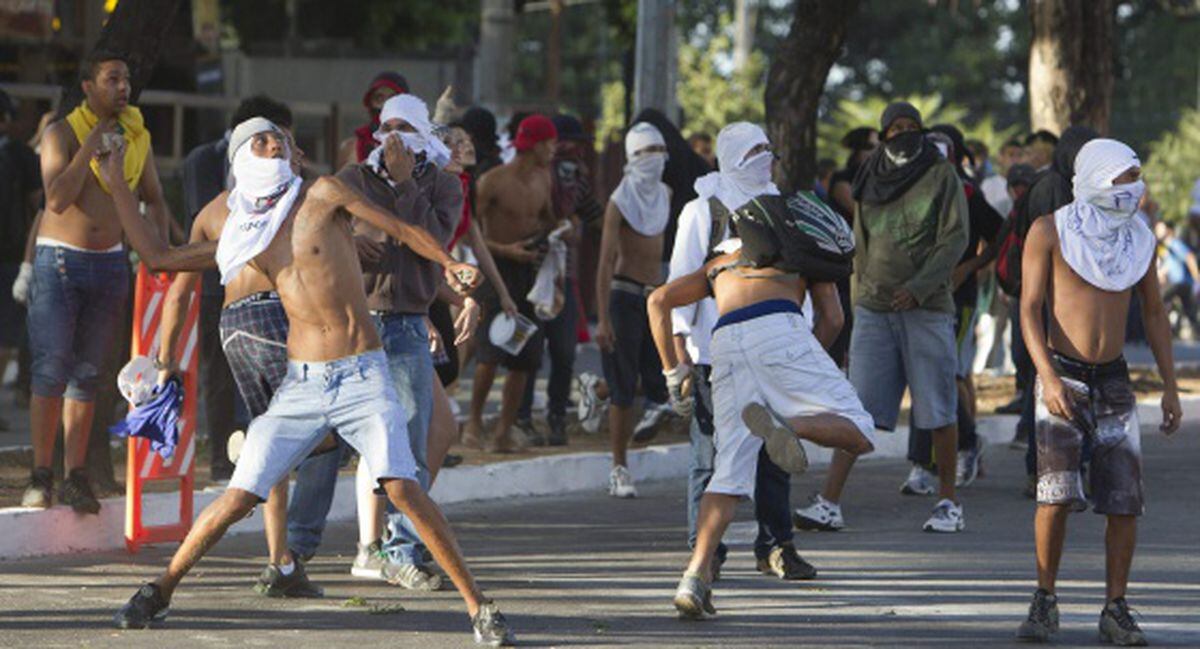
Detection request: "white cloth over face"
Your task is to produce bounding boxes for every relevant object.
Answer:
[366,94,452,181]
[1054,138,1155,292]
[216,128,301,285]
[693,121,779,212]
[610,123,670,236]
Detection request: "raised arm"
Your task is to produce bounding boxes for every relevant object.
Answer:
[42,120,110,214]
[1019,217,1072,420]
[138,150,186,244]
[1136,260,1182,434]
[808,281,845,351]
[98,144,217,272]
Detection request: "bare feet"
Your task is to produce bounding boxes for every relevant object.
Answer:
[461,419,484,450]
[488,430,520,454]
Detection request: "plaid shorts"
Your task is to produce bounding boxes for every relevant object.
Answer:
[219,292,289,418]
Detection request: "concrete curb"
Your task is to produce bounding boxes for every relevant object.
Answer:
[1,397,1195,560]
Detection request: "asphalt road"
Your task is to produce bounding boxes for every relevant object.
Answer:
[0,423,1196,648]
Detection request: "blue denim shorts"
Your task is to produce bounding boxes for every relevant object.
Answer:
[27,244,130,401]
[229,349,416,500]
[848,306,958,431]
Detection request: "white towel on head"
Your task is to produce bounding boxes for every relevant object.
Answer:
[693,121,779,212]
[216,142,301,285]
[366,94,453,183]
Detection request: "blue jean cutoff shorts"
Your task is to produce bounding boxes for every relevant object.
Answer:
[229,349,416,500]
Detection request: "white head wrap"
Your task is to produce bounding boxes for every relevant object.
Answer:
[216,119,302,285]
[610,123,670,236]
[366,94,453,182]
[693,122,779,212]
[1054,138,1154,292]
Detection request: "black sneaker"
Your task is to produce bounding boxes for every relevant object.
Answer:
[60,468,101,514]
[1016,588,1059,642]
[756,544,817,581]
[114,583,170,629]
[472,600,515,646]
[546,413,568,446]
[253,556,324,598]
[1099,597,1147,646]
[442,453,464,469]
[20,467,53,508]
[515,418,545,447]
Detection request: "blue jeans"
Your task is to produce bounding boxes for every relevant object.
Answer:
[286,440,348,559]
[375,314,434,566]
[27,244,130,400]
[686,365,793,561]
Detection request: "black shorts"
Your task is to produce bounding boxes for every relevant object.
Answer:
[475,257,544,372]
[599,277,667,407]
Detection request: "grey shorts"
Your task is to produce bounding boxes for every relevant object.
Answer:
[848,306,958,431]
[1035,353,1143,517]
[228,349,416,500]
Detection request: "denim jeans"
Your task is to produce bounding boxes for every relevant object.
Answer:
[27,244,130,400]
[519,278,578,420]
[375,314,434,566]
[686,365,793,561]
[286,439,348,559]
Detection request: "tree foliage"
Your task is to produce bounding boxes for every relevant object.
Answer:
[676,14,766,138]
[1144,108,1200,224]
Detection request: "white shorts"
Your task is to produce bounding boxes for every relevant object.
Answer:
[707,304,875,498]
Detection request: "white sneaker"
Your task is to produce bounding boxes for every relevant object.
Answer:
[608,465,638,498]
[632,401,672,443]
[900,464,937,496]
[792,493,844,531]
[923,498,965,533]
[576,373,607,434]
[956,440,984,488]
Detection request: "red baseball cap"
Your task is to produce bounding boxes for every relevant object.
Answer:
[513,114,558,152]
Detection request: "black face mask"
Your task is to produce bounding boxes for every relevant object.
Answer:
[851,129,939,206]
[882,130,925,168]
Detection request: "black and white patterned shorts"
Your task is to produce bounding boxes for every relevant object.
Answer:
[219,292,289,419]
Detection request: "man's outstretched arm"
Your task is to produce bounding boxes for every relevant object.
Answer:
[648,265,711,372]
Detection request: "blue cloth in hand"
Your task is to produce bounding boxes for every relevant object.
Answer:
[110,378,183,459]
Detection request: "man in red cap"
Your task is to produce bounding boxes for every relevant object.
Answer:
[337,71,410,169]
[466,114,570,452]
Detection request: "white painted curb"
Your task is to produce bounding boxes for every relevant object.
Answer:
[1,397,1194,560]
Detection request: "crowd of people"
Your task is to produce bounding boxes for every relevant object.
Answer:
[0,51,1191,647]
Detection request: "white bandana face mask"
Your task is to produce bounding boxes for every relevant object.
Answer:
[216,142,302,285]
[732,150,774,192]
[1090,179,1145,220]
[627,151,666,183]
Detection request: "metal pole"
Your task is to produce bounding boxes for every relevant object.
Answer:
[633,0,676,117]
[477,0,515,114]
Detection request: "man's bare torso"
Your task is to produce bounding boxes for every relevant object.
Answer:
[615,218,663,285]
[477,161,554,245]
[39,121,130,249]
[1044,215,1138,364]
[246,178,382,361]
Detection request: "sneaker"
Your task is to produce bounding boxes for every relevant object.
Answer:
[1016,588,1059,642]
[1099,597,1147,646]
[546,413,568,446]
[742,402,808,475]
[515,417,545,447]
[632,401,671,443]
[608,465,638,498]
[253,556,324,598]
[923,498,965,533]
[60,468,100,514]
[20,467,53,508]
[673,572,716,620]
[756,544,817,580]
[956,440,984,488]
[900,464,937,496]
[350,540,386,579]
[381,561,443,591]
[471,600,516,646]
[793,493,845,531]
[576,372,607,434]
[113,583,170,629]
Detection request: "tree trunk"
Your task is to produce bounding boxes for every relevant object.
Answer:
[732,0,758,73]
[765,0,861,193]
[1028,0,1115,135]
[56,0,184,119]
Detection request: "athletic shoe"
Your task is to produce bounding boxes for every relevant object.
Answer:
[741,402,808,475]
[442,453,464,468]
[923,498,965,533]
[60,468,100,514]
[515,417,545,447]
[226,429,246,464]
[1099,597,1147,646]
[793,493,845,531]
[546,413,568,447]
[900,464,937,496]
[608,465,638,498]
[632,401,671,443]
[756,544,817,580]
[20,467,52,509]
[576,372,607,434]
[253,556,324,598]
[350,540,386,579]
[472,600,516,646]
[113,583,170,629]
[956,440,984,488]
[673,572,716,620]
[1016,588,1059,642]
[382,561,443,591]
